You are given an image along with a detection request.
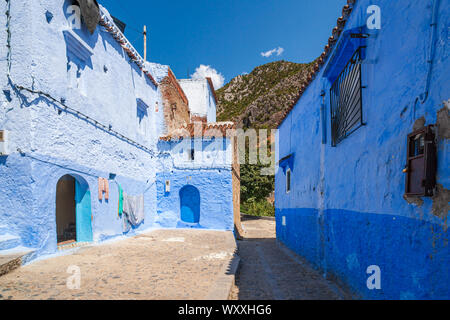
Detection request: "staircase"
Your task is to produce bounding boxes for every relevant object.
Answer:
[0,224,35,277]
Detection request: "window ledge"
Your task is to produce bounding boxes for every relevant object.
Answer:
[63,29,94,63]
[137,98,150,112]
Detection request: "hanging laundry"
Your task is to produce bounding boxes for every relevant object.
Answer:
[98,177,109,201]
[117,184,123,218]
[103,178,109,200]
[122,193,145,227]
[122,192,131,233]
[98,177,104,200]
[77,0,100,34]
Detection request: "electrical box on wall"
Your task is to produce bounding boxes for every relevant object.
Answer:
[404,125,437,197]
[0,130,9,156]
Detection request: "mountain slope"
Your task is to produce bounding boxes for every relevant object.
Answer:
[216,60,316,128]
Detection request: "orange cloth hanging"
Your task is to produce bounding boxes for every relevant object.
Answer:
[98,177,104,200]
[104,178,109,200]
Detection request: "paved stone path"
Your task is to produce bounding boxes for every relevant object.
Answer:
[0,229,236,300]
[231,216,348,300]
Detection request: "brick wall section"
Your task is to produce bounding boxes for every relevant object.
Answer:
[231,135,243,237]
[191,115,207,123]
[160,70,191,134]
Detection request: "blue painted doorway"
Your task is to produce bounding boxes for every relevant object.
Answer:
[179,185,200,224]
[55,175,92,245]
[75,179,93,242]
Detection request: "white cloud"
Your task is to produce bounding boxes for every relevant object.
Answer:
[261,47,284,58]
[191,65,225,89]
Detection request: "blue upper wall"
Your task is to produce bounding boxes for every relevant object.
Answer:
[276,0,449,299]
[0,0,235,261]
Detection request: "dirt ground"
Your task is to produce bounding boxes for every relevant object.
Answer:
[0,229,236,300]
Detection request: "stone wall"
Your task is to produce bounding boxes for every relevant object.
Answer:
[160,70,191,134]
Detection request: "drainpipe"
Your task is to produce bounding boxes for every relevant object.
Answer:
[414,0,440,118]
[320,90,327,144]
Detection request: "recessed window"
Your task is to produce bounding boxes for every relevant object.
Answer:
[330,47,364,146]
[136,99,149,135]
[286,168,291,193]
[165,180,170,193]
[188,148,195,161]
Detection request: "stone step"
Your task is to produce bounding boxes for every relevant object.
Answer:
[0,234,21,251]
[0,247,35,277]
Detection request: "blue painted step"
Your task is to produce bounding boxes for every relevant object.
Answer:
[0,234,22,251]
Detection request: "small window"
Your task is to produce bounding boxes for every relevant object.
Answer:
[171,103,177,120]
[137,99,149,135]
[188,148,195,161]
[330,47,364,146]
[165,180,170,193]
[405,125,437,197]
[409,134,425,157]
[286,168,291,193]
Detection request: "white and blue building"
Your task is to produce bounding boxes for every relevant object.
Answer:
[275,0,449,299]
[0,0,239,263]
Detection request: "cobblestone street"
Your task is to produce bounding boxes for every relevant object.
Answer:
[231,216,350,300]
[0,229,236,300]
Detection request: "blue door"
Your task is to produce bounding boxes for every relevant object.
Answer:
[75,180,93,242]
[180,185,200,224]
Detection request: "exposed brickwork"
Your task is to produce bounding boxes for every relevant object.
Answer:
[231,136,243,237]
[159,122,235,141]
[159,70,191,134]
[191,115,207,123]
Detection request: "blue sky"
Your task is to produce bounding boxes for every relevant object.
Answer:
[98,0,347,87]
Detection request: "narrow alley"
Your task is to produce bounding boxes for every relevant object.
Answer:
[231,216,351,300]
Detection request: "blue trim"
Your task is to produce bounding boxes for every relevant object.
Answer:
[322,26,370,83]
[278,153,295,173]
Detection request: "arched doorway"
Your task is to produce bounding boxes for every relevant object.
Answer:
[55,174,92,244]
[179,185,200,224]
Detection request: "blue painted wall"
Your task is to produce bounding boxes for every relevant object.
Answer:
[155,138,234,231]
[0,0,235,262]
[275,0,449,299]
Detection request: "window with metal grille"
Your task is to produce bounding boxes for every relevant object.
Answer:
[330,47,364,146]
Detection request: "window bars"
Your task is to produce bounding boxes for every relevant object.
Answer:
[330,47,364,146]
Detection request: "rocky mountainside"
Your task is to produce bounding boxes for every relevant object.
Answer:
[216,60,316,128]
